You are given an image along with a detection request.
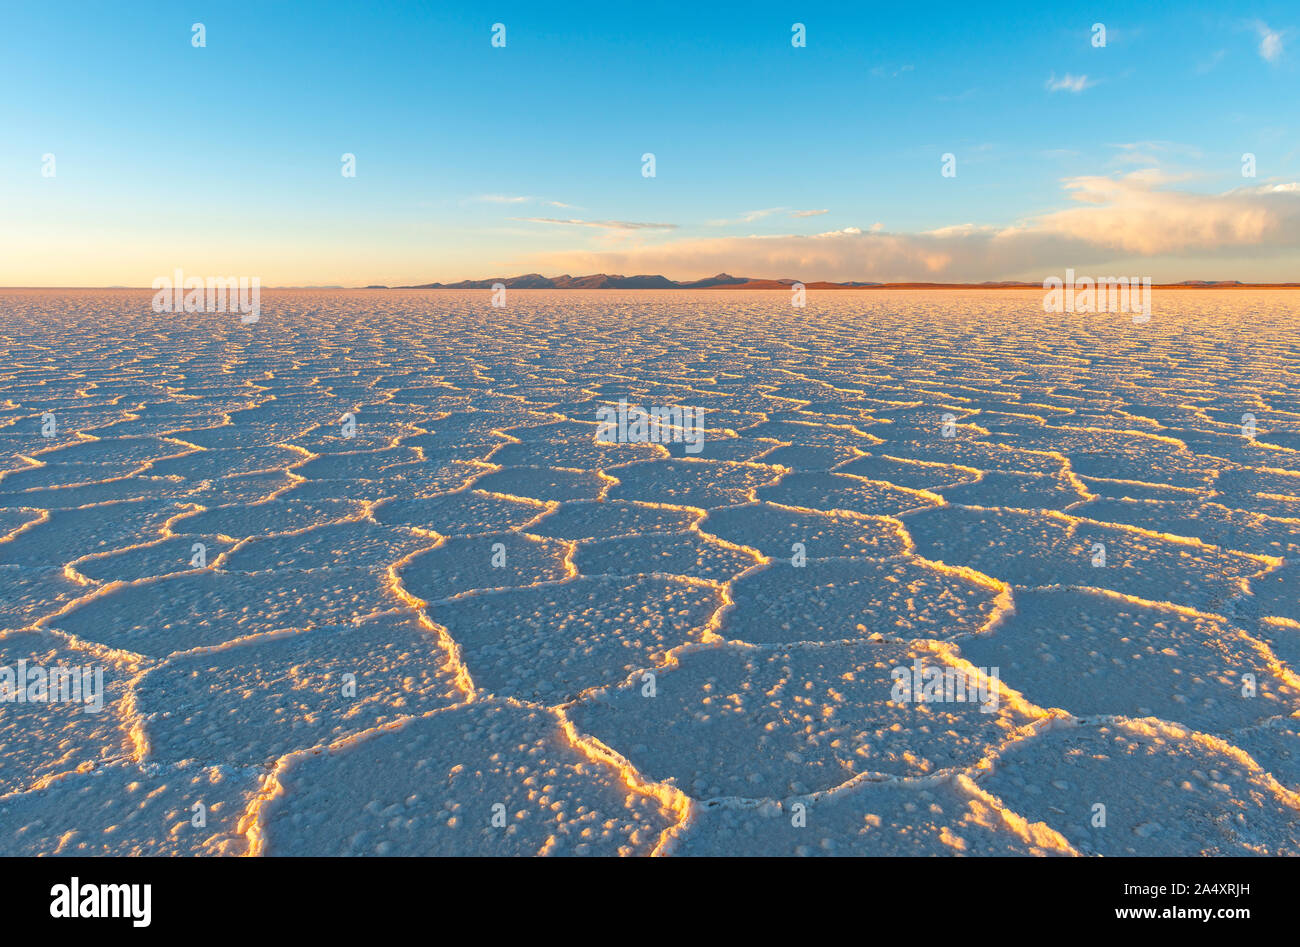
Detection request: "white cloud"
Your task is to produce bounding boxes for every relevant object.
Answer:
[1256,21,1283,61]
[791,209,830,218]
[1046,73,1094,93]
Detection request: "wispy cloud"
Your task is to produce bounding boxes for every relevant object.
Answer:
[1255,21,1284,61]
[1046,73,1094,93]
[1108,141,1203,168]
[710,207,830,225]
[471,194,575,208]
[1195,49,1226,74]
[513,217,677,231]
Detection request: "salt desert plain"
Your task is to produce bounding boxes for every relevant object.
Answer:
[0,287,1297,857]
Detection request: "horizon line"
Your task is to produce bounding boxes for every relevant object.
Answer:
[6,281,1300,291]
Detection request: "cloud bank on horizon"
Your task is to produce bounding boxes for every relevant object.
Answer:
[520,173,1300,283]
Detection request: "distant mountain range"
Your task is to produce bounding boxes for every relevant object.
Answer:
[385,274,1295,290]
[401,273,816,289]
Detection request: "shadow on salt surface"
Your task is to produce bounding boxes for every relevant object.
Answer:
[0,462,146,493]
[144,446,306,480]
[526,499,698,541]
[879,437,1066,476]
[660,435,775,462]
[700,502,909,559]
[171,469,297,507]
[995,426,1217,479]
[397,532,571,602]
[0,507,42,539]
[137,613,462,768]
[476,418,588,442]
[1246,566,1300,630]
[978,719,1300,856]
[429,576,719,703]
[0,567,91,631]
[394,430,504,462]
[1066,451,1219,490]
[573,531,760,581]
[221,522,435,572]
[283,464,484,503]
[673,775,1068,856]
[223,402,345,432]
[0,475,202,510]
[1221,715,1300,793]
[256,703,671,856]
[834,453,980,490]
[160,425,265,451]
[1067,498,1299,560]
[1213,465,1300,502]
[739,418,883,450]
[903,505,1268,610]
[70,535,235,583]
[607,458,781,508]
[169,498,362,538]
[29,435,190,468]
[722,559,1004,644]
[1078,477,1197,502]
[0,762,254,856]
[957,588,1300,732]
[756,443,862,470]
[487,438,658,470]
[49,567,398,658]
[1195,436,1300,470]
[569,642,1036,800]
[372,490,544,535]
[472,466,608,502]
[289,447,420,480]
[936,471,1091,510]
[757,471,941,516]
[289,424,428,454]
[0,630,136,796]
[0,500,177,569]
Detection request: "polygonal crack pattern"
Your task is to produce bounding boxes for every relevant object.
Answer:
[0,289,1297,856]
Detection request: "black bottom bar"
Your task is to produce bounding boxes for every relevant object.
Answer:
[0,855,1284,935]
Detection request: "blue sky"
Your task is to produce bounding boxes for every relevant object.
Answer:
[2,0,1297,284]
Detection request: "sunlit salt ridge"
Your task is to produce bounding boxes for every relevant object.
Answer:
[0,288,1297,856]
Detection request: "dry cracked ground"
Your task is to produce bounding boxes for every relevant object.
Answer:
[0,288,1297,857]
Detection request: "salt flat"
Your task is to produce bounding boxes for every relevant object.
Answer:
[0,288,1297,856]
